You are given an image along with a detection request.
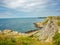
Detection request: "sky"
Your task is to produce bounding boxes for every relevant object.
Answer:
[0,0,60,18]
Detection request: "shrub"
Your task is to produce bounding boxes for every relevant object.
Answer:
[53,33,60,45]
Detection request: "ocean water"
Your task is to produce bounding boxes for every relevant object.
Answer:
[0,18,43,32]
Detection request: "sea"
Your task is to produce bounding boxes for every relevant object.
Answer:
[0,18,44,33]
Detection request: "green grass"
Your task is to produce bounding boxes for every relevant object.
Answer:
[0,34,53,45]
[53,33,60,45]
[56,20,60,26]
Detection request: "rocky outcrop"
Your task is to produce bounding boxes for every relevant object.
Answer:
[34,22,44,28]
[34,16,60,28]
[33,16,60,42]
[0,29,28,37]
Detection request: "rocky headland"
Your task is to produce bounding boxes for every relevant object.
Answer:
[0,16,60,45]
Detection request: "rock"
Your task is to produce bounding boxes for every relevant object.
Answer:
[34,16,60,28]
[2,29,12,34]
[0,30,1,32]
[34,22,44,28]
[33,17,59,42]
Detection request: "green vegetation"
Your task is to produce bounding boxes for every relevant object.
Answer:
[42,19,48,25]
[0,38,15,45]
[40,16,60,26]
[56,20,60,26]
[53,33,60,45]
[48,16,60,20]
[0,34,53,45]
[15,37,41,45]
[0,34,41,45]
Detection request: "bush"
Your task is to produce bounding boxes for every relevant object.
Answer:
[15,36,40,45]
[0,39,15,45]
[53,33,60,45]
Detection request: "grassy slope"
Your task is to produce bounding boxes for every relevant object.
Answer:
[0,33,53,45]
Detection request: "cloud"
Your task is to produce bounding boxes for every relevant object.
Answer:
[1,0,49,12]
[0,0,60,17]
[2,0,27,8]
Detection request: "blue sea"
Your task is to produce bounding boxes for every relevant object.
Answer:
[0,18,43,32]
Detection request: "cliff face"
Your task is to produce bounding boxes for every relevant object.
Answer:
[35,20,58,41]
[33,16,60,42]
[34,16,60,28]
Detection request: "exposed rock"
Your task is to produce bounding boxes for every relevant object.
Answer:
[33,16,60,42]
[34,16,60,28]
[34,22,44,28]
[25,29,38,34]
[2,29,12,34]
[0,29,29,37]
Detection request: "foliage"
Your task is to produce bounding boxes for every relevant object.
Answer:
[0,39,15,45]
[56,20,60,26]
[15,36,41,45]
[0,34,41,45]
[0,34,53,45]
[53,33,60,45]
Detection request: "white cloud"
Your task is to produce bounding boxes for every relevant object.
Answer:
[2,0,27,8]
[1,0,60,12]
[1,0,49,11]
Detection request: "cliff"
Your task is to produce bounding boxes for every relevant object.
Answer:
[32,16,60,42]
[34,16,60,28]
